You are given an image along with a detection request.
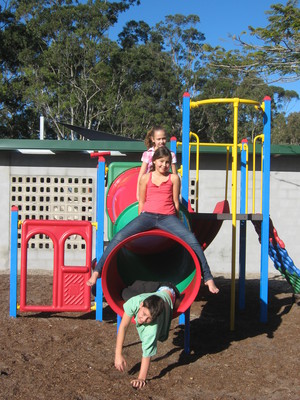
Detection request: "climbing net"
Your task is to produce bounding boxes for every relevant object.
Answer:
[252,219,300,294]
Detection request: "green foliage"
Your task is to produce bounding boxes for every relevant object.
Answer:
[103,43,182,137]
[235,0,300,80]
[0,0,299,145]
[118,20,151,48]
[154,14,205,95]
[285,112,300,144]
[1,0,142,139]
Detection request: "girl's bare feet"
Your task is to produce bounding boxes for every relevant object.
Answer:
[86,271,99,286]
[205,279,219,294]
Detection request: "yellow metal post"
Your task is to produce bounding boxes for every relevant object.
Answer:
[225,146,230,201]
[190,132,200,212]
[252,134,264,213]
[230,99,239,331]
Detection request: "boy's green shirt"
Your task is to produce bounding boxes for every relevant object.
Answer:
[123,291,173,357]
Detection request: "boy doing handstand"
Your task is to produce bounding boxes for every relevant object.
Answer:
[115,285,179,389]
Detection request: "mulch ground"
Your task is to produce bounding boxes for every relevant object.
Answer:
[0,273,299,400]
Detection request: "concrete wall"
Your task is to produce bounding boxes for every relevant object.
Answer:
[1,150,299,279]
[192,154,300,278]
[0,153,11,271]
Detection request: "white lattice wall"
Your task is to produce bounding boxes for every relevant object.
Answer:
[10,175,95,250]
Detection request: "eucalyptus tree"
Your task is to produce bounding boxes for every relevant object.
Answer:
[285,112,300,144]
[0,1,41,138]
[106,20,182,138]
[188,44,299,144]
[189,0,300,145]
[1,0,140,139]
[234,0,300,83]
[154,14,206,99]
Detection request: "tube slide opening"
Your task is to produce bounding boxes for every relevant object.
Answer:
[102,229,201,318]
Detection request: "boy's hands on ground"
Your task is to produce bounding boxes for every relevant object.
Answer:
[114,354,127,372]
[131,378,146,389]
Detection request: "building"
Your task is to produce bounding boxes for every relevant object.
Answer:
[1,139,299,279]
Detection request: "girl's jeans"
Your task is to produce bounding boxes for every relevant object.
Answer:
[95,212,213,282]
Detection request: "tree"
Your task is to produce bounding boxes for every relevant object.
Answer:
[285,112,300,143]
[233,0,300,82]
[108,25,182,137]
[0,2,41,138]
[154,14,205,97]
[118,20,151,49]
[1,1,183,140]
[1,0,141,139]
[1,2,298,143]
[190,36,300,144]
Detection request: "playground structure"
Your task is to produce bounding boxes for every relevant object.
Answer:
[10,94,300,338]
[9,154,203,352]
[178,94,299,330]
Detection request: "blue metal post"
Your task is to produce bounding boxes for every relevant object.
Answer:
[184,307,190,354]
[95,156,106,321]
[239,140,247,310]
[117,314,122,330]
[260,97,271,322]
[179,312,185,325]
[180,93,191,326]
[181,92,190,208]
[170,136,177,156]
[10,206,19,318]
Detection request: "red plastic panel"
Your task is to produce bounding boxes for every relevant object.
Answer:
[19,220,92,313]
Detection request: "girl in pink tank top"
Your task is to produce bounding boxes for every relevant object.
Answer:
[138,147,180,216]
[142,173,176,215]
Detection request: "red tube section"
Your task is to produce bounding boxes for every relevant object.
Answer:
[101,229,201,318]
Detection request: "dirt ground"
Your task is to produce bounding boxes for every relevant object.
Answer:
[0,273,299,400]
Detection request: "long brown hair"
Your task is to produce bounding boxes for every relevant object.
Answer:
[144,126,166,149]
[150,147,172,171]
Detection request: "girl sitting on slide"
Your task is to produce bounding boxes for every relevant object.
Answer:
[87,146,219,294]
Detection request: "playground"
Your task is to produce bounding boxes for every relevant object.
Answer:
[1,272,299,399]
[3,95,300,398]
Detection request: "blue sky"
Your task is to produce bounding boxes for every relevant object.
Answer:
[109,0,299,114]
